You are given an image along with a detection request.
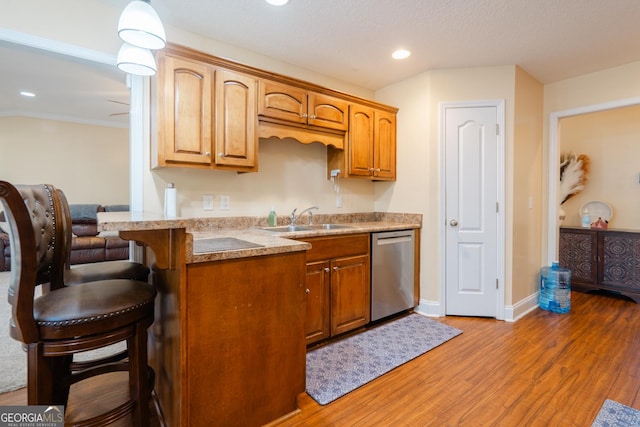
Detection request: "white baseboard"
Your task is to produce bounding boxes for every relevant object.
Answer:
[504,292,539,322]
[415,298,443,317]
[415,293,540,322]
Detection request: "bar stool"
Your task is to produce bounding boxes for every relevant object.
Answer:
[1,181,156,426]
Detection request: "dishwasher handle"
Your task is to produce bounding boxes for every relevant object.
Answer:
[375,235,413,246]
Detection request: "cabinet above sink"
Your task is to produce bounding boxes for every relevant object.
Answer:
[151,43,397,179]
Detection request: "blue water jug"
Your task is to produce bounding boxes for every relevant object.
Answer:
[539,262,571,313]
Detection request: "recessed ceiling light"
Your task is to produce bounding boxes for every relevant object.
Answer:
[392,49,411,60]
[20,91,36,97]
[266,0,289,5]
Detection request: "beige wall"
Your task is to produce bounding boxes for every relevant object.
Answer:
[512,67,544,303]
[0,116,129,205]
[559,105,640,230]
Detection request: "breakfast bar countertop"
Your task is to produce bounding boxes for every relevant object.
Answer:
[97,211,422,263]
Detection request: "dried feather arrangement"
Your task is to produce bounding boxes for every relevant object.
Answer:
[559,152,590,205]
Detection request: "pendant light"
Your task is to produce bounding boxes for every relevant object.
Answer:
[116,0,165,76]
[118,0,166,50]
[117,43,157,76]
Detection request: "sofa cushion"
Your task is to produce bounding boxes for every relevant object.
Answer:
[72,236,106,250]
[72,223,99,237]
[69,204,102,224]
[105,237,129,249]
[104,205,129,212]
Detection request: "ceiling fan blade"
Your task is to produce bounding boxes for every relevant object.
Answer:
[108,99,130,106]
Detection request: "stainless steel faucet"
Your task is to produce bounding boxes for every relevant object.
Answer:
[290,206,319,226]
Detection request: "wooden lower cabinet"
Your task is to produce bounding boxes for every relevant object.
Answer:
[300,234,370,345]
[559,227,640,302]
[153,251,307,427]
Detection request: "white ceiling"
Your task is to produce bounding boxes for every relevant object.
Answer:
[3,0,640,126]
[0,40,130,128]
[151,0,640,89]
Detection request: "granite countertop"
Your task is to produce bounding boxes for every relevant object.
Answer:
[98,211,422,263]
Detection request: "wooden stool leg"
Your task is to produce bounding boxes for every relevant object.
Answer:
[27,343,54,405]
[51,355,73,406]
[27,345,72,407]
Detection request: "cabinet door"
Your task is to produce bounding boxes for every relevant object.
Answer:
[305,261,331,345]
[348,104,375,177]
[257,80,307,125]
[158,54,213,165]
[307,93,349,131]
[214,70,258,169]
[331,254,370,336]
[559,228,597,285]
[598,231,640,294]
[373,110,396,180]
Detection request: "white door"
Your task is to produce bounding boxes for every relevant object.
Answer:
[443,104,500,317]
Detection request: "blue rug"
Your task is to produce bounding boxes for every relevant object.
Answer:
[592,400,640,426]
[306,313,462,405]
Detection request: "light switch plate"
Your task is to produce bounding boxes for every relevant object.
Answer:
[220,195,230,210]
[203,195,214,211]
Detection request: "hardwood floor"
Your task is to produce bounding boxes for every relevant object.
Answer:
[1,290,638,426]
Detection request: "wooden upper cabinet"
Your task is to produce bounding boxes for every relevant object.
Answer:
[258,80,348,131]
[154,43,397,176]
[258,80,307,125]
[154,49,258,172]
[343,104,397,181]
[213,70,258,170]
[373,109,397,180]
[348,105,375,177]
[307,93,349,131]
[156,53,213,166]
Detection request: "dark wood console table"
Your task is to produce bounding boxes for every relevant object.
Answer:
[559,227,640,303]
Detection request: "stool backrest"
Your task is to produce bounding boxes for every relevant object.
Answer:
[0,181,66,343]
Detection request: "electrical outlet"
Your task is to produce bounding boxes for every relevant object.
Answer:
[203,195,214,211]
[220,195,230,210]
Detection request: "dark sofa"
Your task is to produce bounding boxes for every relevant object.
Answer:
[0,204,130,271]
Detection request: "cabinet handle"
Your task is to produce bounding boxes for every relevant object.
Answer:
[205,152,211,157]
[309,115,316,119]
[324,267,330,272]
[218,153,224,157]
[305,288,310,294]
[333,266,338,271]
[376,168,381,172]
[301,113,308,118]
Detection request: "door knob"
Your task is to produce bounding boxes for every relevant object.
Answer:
[449,219,458,226]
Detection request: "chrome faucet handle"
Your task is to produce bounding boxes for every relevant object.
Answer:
[290,208,298,225]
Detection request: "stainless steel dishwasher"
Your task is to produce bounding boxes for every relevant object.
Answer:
[371,229,415,321]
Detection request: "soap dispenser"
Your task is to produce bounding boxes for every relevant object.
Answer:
[268,207,277,227]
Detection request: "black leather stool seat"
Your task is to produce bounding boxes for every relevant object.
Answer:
[34,280,156,340]
[64,260,150,286]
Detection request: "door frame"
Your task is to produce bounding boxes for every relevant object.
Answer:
[547,96,640,264]
[439,100,506,320]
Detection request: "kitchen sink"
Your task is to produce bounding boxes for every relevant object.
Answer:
[307,224,353,230]
[261,224,353,232]
[262,225,315,232]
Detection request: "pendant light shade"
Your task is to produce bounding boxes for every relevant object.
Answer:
[117,43,157,76]
[118,0,166,50]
